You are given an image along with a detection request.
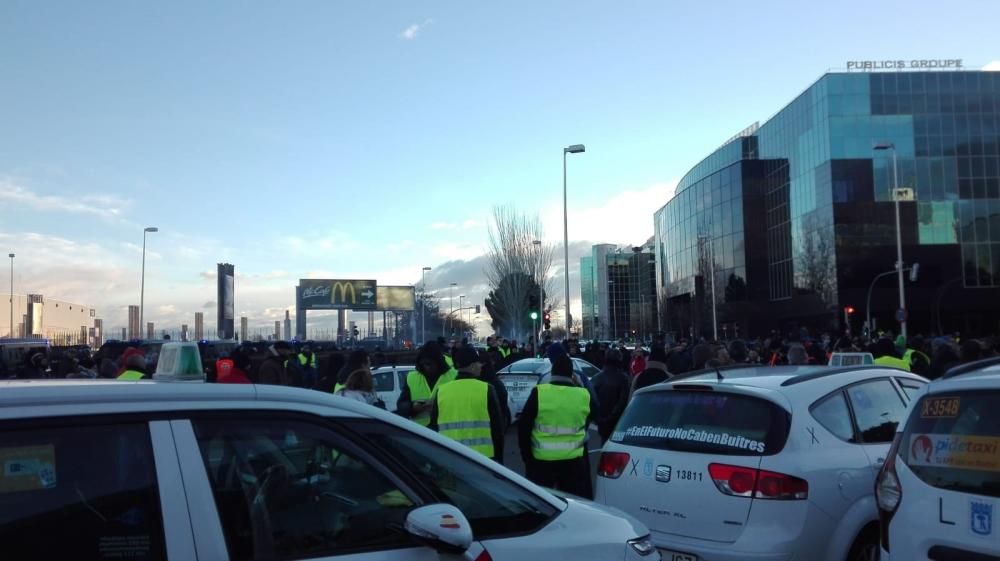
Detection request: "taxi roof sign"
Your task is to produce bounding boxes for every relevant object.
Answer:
[153,342,205,382]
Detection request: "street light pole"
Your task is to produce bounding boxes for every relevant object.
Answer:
[533,239,543,343]
[139,227,158,336]
[8,253,13,339]
[563,144,585,338]
[421,266,431,346]
[449,282,457,336]
[875,143,908,339]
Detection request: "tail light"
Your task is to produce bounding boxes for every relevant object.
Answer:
[875,432,903,552]
[474,549,493,561]
[597,452,630,479]
[708,463,808,500]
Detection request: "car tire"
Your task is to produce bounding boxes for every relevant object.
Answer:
[846,524,879,561]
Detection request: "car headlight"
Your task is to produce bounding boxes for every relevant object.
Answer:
[628,535,657,556]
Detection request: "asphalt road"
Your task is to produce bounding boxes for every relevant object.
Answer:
[501,422,604,486]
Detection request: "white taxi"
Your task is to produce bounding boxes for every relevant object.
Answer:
[0,375,657,560]
[877,357,1000,560]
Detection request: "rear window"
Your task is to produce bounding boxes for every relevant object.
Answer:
[901,390,1000,498]
[611,389,791,456]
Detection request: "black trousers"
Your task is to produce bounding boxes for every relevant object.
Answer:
[525,456,592,499]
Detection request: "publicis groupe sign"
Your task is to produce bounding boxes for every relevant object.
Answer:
[847,59,963,71]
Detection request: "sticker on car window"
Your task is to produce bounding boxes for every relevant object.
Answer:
[921,396,961,419]
[909,434,1000,472]
[612,426,765,453]
[0,444,57,493]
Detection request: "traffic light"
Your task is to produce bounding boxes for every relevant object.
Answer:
[843,306,855,335]
[543,311,551,330]
[475,304,481,314]
[530,311,538,320]
[844,306,855,315]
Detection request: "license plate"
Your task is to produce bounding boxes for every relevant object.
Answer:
[659,550,697,561]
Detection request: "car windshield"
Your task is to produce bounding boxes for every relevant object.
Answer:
[901,390,1000,498]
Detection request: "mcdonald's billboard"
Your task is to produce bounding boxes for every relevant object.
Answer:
[298,279,377,310]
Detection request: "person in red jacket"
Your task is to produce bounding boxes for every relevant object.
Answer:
[218,350,252,384]
[628,347,647,377]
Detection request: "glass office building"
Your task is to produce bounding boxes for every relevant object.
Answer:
[653,70,1000,338]
[580,243,657,340]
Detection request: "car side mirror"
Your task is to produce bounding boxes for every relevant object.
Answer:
[404,504,473,554]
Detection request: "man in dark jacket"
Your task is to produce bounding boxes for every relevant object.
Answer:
[633,346,672,391]
[591,349,631,443]
[258,341,294,385]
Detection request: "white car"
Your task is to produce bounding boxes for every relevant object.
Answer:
[497,357,600,418]
[0,379,658,561]
[595,364,928,561]
[877,357,1000,560]
[372,364,412,412]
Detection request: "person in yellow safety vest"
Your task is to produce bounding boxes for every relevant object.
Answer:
[499,339,512,359]
[397,342,458,427]
[518,351,597,499]
[873,338,911,371]
[117,353,149,380]
[429,347,505,463]
[898,335,931,377]
[334,350,370,394]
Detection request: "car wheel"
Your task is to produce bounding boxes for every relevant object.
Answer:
[846,525,879,561]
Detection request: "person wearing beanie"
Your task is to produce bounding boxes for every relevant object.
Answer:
[873,337,910,371]
[218,350,252,384]
[518,353,597,499]
[591,349,631,443]
[633,346,672,392]
[429,346,505,463]
[397,342,457,427]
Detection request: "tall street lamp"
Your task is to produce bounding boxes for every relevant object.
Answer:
[8,253,13,339]
[139,227,158,335]
[873,143,908,339]
[563,144,585,337]
[449,282,457,336]
[533,239,543,342]
[421,266,431,345]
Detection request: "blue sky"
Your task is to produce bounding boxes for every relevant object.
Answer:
[1,0,997,334]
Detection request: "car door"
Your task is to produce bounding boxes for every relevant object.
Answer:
[171,412,454,561]
[0,416,193,560]
[844,378,910,476]
[342,418,564,561]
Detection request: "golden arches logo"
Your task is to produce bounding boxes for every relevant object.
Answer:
[331,282,356,305]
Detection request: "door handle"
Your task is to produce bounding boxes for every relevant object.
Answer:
[875,457,886,467]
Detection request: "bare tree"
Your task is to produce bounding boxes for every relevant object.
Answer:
[485,205,555,340]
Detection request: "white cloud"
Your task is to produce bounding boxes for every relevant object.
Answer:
[431,242,485,262]
[0,178,131,217]
[430,222,455,230]
[158,304,178,315]
[542,180,678,246]
[984,61,1000,71]
[399,18,433,40]
[461,219,482,230]
[278,231,358,255]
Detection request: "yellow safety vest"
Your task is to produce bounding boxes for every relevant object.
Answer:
[406,368,458,426]
[299,353,317,369]
[444,354,454,369]
[532,383,590,461]
[499,347,511,358]
[117,370,145,381]
[436,378,494,457]
[333,383,345,394]
[902,349,929,368]
[875,355,911,372]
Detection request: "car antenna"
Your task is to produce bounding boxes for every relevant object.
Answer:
[715,366,724,382]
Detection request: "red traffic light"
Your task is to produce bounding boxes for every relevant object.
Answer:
[844,306,856,314]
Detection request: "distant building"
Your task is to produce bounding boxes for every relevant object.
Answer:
[194,312,204,340]
[240,316,248,342]
[274,321,281,340]
[0,292,100,345]
[128,305,140,339]
[283,310,291,340]
[580,243,657,341]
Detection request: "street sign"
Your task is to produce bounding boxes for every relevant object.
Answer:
[896,308,907,322]
[892,187,915,201]
[376,286,415,311]
[299,279,378,310]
